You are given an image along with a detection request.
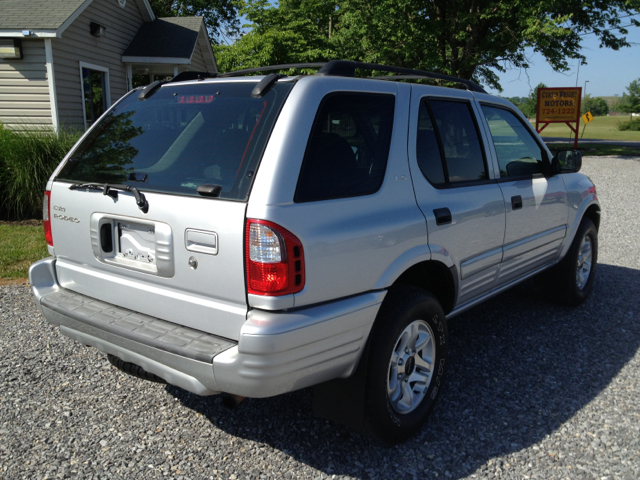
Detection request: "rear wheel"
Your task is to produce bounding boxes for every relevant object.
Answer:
[364,286,448,444]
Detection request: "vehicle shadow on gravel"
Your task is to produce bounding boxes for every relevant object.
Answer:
[168,262,640,479]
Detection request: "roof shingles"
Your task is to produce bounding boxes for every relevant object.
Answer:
[0,0,88,30]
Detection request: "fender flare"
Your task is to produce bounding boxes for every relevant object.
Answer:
[374,243,455,290]
[559,195,600,260]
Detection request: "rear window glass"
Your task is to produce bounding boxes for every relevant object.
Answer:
[56,82,293,201]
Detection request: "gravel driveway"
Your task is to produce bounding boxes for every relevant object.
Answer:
[1,156,639,480]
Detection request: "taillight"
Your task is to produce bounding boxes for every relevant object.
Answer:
[245,219,305,296]
[43,190,53,246]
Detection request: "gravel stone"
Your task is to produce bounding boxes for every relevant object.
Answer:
[1,155,639,479]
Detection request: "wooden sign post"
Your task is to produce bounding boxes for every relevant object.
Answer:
[535,87,582,149]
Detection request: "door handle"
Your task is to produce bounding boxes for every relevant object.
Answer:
[511,195,523,210]
[433,208,452,225]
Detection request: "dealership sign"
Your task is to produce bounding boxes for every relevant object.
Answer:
[536,87,582,149]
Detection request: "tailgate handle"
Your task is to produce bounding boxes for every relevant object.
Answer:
[185,229,218,255]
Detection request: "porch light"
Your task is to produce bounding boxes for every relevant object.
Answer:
[0,39,23,59]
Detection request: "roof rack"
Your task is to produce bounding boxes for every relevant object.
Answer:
[319,61,486,93]
[168,60,487,94]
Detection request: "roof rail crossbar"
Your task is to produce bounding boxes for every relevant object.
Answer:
[218,63,326,77]
[318,60,486,93]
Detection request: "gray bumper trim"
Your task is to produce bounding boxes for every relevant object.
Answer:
[41,290,235,363]
[41,305,222,396]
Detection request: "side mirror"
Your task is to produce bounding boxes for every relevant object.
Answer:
[554,149,582,173]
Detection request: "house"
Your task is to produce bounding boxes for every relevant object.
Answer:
[0,0,218,131]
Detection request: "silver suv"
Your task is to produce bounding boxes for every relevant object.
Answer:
[29,61,600,444]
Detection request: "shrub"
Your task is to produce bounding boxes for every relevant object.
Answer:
[0,124,81,220]
[617,119,640,131]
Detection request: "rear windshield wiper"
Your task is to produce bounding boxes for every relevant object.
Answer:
[69,183,149,213]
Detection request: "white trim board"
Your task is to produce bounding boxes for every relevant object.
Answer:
[140,0,156,21]
[44,39,59,132]
[126,64,133,91]
[78,61,111,130]
[0,30,57,38]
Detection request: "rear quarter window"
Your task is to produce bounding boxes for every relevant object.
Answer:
[294,92,395,203]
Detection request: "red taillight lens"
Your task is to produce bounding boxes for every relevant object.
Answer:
[43,190,53,246]
[245,219,305,296]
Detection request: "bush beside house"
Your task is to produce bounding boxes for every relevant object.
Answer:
[0,124,80,220]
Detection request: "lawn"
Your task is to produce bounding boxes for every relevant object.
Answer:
[546,143,640,156]
[0,222,48,281]
[531,115,640,141]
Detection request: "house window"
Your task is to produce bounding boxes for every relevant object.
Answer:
[79,62,110,129]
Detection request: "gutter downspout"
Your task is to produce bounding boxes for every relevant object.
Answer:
[44,39,59,132]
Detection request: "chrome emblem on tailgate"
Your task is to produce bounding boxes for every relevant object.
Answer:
[53,213,80,223]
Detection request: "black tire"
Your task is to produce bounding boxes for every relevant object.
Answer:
[364,286,448,444]
[549,217,598,306]
[107,354,167,384]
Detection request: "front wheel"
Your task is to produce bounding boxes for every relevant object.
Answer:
[364,286,448,444]
[549,217,598,306]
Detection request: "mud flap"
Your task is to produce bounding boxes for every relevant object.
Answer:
[312,342,370,431]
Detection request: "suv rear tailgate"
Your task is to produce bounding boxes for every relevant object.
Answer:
[49,183,248,340]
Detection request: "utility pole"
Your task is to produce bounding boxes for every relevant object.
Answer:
[584,80,589,99]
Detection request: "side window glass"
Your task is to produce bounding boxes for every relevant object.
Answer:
[429,100,488,183]
[295,93,395,203]
[481,106,544,177]
[416,101,445,185]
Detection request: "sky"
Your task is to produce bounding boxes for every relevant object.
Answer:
[487,19,640,99]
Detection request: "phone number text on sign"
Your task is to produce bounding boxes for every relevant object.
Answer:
[541,108,576,115]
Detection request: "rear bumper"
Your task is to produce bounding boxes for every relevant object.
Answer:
[29,257,383,398]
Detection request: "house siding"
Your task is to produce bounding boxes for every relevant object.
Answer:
[0,39,52,129]
[189,36,207,72]
[52,0,145,129]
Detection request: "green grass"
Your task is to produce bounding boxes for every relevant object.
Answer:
[545,143,640,156]
[0,124,80,220]
[531,115,640,141]
[0,224,48,279]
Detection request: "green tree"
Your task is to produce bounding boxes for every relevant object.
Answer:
[617,78,640,116]
[517,83,547,119]
[218,0,640,91]
[149,0,239,40]
[214,0,337,72]
[581,95,609,116]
